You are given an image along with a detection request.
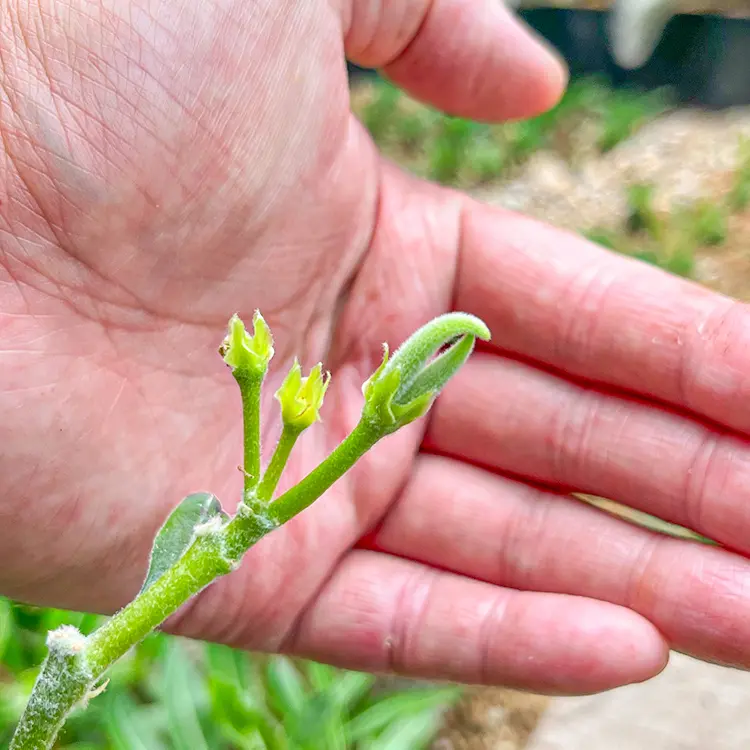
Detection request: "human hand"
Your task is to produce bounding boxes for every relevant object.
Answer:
[3,0,750,697]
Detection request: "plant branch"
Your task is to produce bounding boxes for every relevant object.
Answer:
[11,511,275,749]
[257,425,302,504]
[86,533,232,675]
[10,311,489,750]
[268,419,380,526]
[220,312,274,497]
[237,370,263,495]
[9,629,92,750]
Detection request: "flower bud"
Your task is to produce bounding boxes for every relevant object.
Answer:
[360,313,490,435]
[276,360,330,431]
[220,311,274,375]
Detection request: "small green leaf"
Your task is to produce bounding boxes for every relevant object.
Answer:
[102,691,168,750]
[304,661,338,692]
[278,667,374,749]
[264,656,307,720]
[360,707,446,750]
[205,646,285,750]
[140,493,226,593]
[205,643,245,688]
[322,718,348,750]
[209,679,278,749]
[283,692,341,748]
[0,598,12,661]
[327,670,375,713]
[398,333,476,404]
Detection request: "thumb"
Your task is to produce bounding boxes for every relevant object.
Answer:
[341,0,567,121]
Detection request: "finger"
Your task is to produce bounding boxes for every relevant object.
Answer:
[427,351,750,553]
[342,0,566,120]
[284,549,667,693]
[456,204,750,435]
[368,454,750,669]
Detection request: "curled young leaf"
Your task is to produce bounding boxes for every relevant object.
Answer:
[140,492,227,594]
[361,312,490,434]
[389,312,489,399]
[397,332,476,405]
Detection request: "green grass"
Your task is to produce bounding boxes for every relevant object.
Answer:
[585,180,737,280]
[596,87,669,153]
[728,135,750,211]
[0,599,460,749]
[353,75,750,284]
[586,200,697,280]
[625,182,660,237]
[360,80,401,143]
[428,118,476,184]
[581,127,750,279]
[353,74,671,188]
[687,200,729,247]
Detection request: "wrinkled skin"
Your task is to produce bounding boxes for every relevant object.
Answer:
[4,0,750,695]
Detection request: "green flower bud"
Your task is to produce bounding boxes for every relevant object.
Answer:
[361,313,490,435]
[220,311,274,375]
[361,345,433,433]
[276,360,330,430]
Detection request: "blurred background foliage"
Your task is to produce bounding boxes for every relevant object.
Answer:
[353,71,750,280]
[354,74,671,187]
[0,600,460,748]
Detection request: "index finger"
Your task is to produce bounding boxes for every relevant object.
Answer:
[456,203,750,434]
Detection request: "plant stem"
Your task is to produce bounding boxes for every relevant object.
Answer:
[235,370,263,495]
[86,533,232,675]
[12,515,277,749]
[9,417,381,749]
[9,629,91,750]
[268,419,380,526]
[215,503,278,572]
[68,419,382,681]
[257,425,302,503]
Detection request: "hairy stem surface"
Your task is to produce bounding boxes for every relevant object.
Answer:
[269,420,380,525]
[237,370,263,494]
[257,425,302,503]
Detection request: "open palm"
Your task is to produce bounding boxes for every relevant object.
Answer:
[4,0,750,695]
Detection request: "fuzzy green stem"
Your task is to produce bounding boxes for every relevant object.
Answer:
[219,504,278,569]
[86,533,232,676]
[268,419,381,526]
[257,425,302,503]
[12,514,277,748]
[235,370,263,494]
[10,629,91,750]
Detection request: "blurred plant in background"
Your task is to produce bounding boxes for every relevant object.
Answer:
[353,73,750,285]
[728,135,750,212]
[353,74,670,188]
[0,599,459,749]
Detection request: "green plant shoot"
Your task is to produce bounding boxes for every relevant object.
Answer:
[10,310,489,750]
